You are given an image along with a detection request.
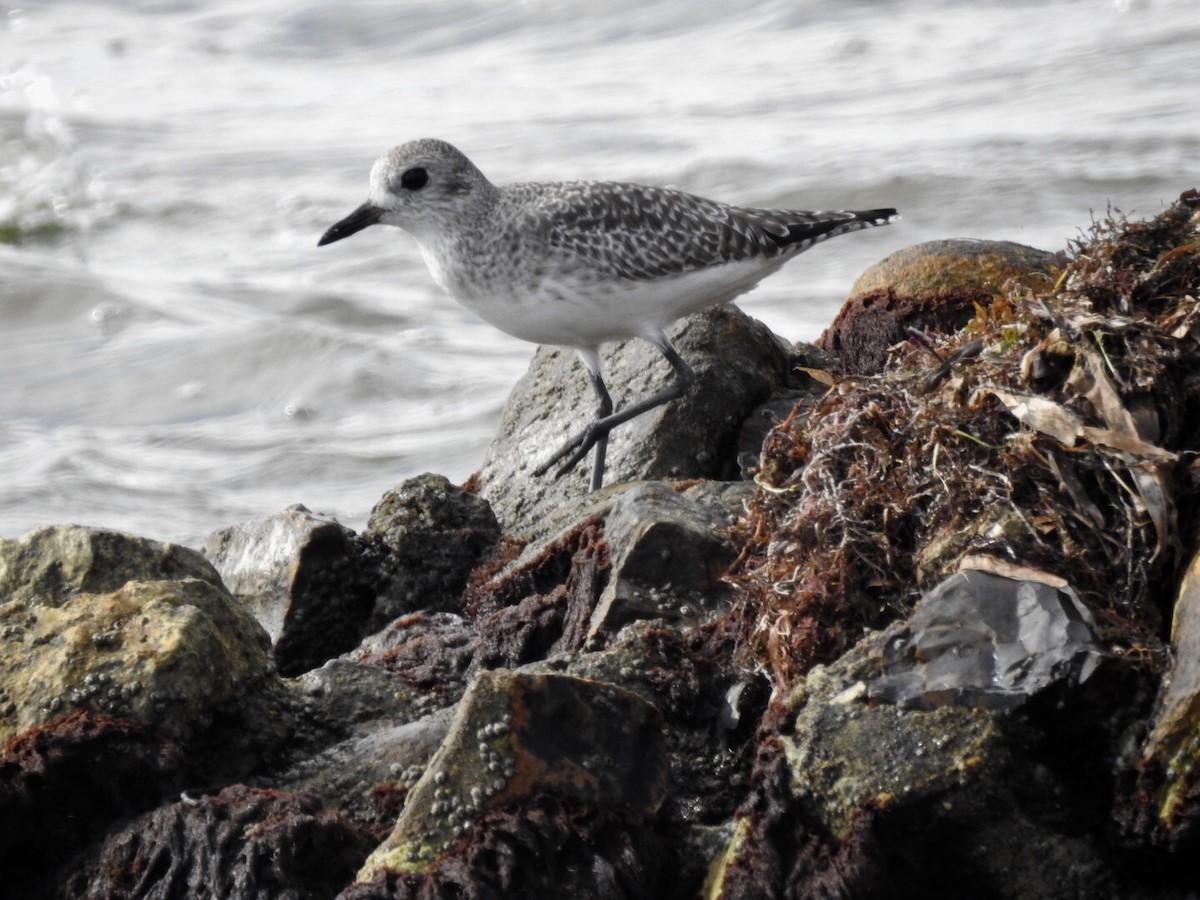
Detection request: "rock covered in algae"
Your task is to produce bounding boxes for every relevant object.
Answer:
[818,239,1062,375]
[60,785,374,900]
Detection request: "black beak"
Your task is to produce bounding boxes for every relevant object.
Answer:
[317,202,384,246]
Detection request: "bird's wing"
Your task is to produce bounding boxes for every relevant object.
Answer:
[518,181,891,281]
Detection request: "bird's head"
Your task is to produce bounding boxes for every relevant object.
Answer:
[318,138,493,247]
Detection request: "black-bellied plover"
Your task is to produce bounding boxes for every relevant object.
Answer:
[319,138,897,491]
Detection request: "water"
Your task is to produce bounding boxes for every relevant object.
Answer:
[2,0,1196,547]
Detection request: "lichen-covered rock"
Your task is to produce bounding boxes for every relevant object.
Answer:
[848,239,1063,299]
[357,669,667,880]
[0,524,222,606]
[205,505,374,676]
[0,577,272,746]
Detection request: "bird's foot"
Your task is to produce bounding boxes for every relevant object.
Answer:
[533,421,606,481]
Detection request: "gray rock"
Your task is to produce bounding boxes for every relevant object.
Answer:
[869,567,1101,710]
[205,505,373,676]
[295,658,453,737]
[479,305,790,534]
[270,704,454,832]
[358,473,500,631]
[586,481,743,647]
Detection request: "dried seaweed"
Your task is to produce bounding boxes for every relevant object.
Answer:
[731,192,1200,686]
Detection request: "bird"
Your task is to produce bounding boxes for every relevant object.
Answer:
[318,138,896,491]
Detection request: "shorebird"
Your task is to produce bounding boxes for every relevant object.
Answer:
[318,139,896,490]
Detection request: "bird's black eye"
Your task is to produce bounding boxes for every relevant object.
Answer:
[400,167,428,190]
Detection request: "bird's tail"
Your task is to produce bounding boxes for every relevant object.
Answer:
[765,208,899,251]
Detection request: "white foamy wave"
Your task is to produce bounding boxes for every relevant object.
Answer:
[0,60,114,240]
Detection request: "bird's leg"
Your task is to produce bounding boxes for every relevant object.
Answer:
[584,365,613,491]
[533,335,696,489]
[534,347,610,488]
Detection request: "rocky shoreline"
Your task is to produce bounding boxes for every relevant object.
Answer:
[3,192,1200,898]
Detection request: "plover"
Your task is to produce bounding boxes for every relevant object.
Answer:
[318,138,896,490]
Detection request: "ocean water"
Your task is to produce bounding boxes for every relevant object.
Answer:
[1,0,1196,546]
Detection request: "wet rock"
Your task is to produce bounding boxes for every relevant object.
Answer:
[0,577,274,748]
[870,564,1102,710]
[772,637,1004,840]
[358,474,501,630]
[205,505,374,676]
[0,711,185,899]
[459,516,609,675]
[818,239,1062,374]
[356,668,667,880]
[479,305,790,533]
[0,524,222,605]
[460,480,748,667]
[586,481,742,647]
[560,619,766,875]
[261,659,457,836]
[59,785,374,900]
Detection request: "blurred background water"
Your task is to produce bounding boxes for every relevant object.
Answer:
[1,0,1196,547]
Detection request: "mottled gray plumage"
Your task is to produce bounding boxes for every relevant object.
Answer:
[319,138,897,490]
